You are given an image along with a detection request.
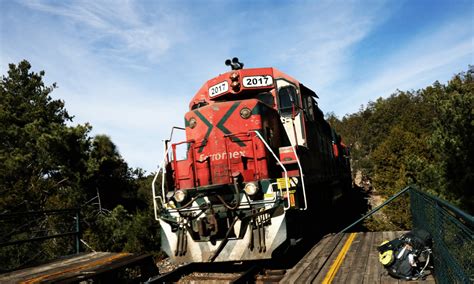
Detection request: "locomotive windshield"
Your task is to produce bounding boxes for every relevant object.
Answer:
[278,85,298,115]
[256,92,275,107]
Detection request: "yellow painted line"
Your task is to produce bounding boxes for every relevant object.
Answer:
[322,232,357,284]
[21,252,130,284]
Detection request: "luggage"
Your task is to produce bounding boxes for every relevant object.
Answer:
[377,229,433,280]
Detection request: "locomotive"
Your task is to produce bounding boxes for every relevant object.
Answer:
[152,58,351,263]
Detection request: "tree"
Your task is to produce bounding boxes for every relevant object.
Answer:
[427,70,474,213]
[333,67,473,230]
[84,135,141,211]
[0,60,92,269]
[0,60,91,213]
[82,205,162,255]
[0,60,163,271]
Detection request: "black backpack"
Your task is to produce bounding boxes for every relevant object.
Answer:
[378,229,432,280]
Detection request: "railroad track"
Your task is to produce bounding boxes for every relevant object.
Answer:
[146,261,286,283]
[147,230,328,283]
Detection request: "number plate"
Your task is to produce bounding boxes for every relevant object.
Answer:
[243,75,274,88]
[209,81,229,97]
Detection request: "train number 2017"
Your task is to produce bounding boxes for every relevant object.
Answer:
[243,75,274,88]
[209,81,229,97]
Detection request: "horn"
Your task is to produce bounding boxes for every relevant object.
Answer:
[225,57,244,70]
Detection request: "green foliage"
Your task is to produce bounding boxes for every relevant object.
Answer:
[84,135,142,210]
[331,67,473,230]
[83,205,162,255]
[0,60,90,212]
[426,71,474,211]
[0,60,161,270]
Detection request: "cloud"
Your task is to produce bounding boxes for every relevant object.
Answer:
[264,2,390,87]
[333,16,473,116]
[21,0,187,63]
[1,1,190,172]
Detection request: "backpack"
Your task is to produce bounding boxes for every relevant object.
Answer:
[378,229,432,280]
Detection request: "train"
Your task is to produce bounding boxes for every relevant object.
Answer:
[152,58,351,263]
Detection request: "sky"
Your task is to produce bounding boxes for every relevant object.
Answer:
[1,0,473,172]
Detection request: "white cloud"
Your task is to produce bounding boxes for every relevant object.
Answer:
[1,1,190,172]
[333,17,474,116]
[21,0,187,63]
[268,1,389,88]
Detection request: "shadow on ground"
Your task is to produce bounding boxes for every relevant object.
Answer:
[269,184,371,269]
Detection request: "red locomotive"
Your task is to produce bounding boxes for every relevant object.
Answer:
[152,58,351,263]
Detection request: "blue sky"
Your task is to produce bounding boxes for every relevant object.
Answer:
[1,0,472,172]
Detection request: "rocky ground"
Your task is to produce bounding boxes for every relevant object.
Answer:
[156,257,184,274]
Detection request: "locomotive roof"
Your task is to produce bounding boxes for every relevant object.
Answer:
[188,67,301,110]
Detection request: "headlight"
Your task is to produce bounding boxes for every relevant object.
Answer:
[189,117,197,129]
[244,182,258,195]
[230,72,239,80]
[174,190,187,203]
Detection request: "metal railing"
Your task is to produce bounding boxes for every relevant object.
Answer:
[411,189,473,283]
[153,129,295,212]
[152,126,185,219]
[0,208,81,272]
[337,185,473,283]
[251,130,291,210]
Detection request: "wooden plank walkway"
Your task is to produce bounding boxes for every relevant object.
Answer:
[281,231,436,283]
[0,252,158,283]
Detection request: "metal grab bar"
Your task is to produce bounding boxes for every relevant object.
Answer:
[152,149,169,220]
[286,115,308,210]
[152,126,185,220]
[252,131,291,210]
[290,143,307,210]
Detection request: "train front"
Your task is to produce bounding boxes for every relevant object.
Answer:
[152,65,298,263]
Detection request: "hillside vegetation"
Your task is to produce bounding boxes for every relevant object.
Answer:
[327,66,473,230]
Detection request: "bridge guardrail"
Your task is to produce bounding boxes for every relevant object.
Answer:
[410,188,473,283]
[0,208,80,272]
[338,185,472,283]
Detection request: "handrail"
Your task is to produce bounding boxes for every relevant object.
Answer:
[151,150,169,220]
[252,130,291,210]
[410,187,473,283]
[290,144,307,210]
[286,115,308,210]
[415,189,473,227]
[0,208,78,217]
[0,209,81,254]
[152,126,185,220]
[338,185,412,233]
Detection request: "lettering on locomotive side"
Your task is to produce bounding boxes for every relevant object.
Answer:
[199,151,245,161]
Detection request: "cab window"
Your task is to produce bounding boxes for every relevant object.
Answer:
[278,85,298,115]
[257,92,275,107]
[303,95,315,121]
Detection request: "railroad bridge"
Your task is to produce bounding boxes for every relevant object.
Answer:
[0,186,472,283]
[279,186,472,283]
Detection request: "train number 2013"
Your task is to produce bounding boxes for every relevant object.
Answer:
[243,75,274,88]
